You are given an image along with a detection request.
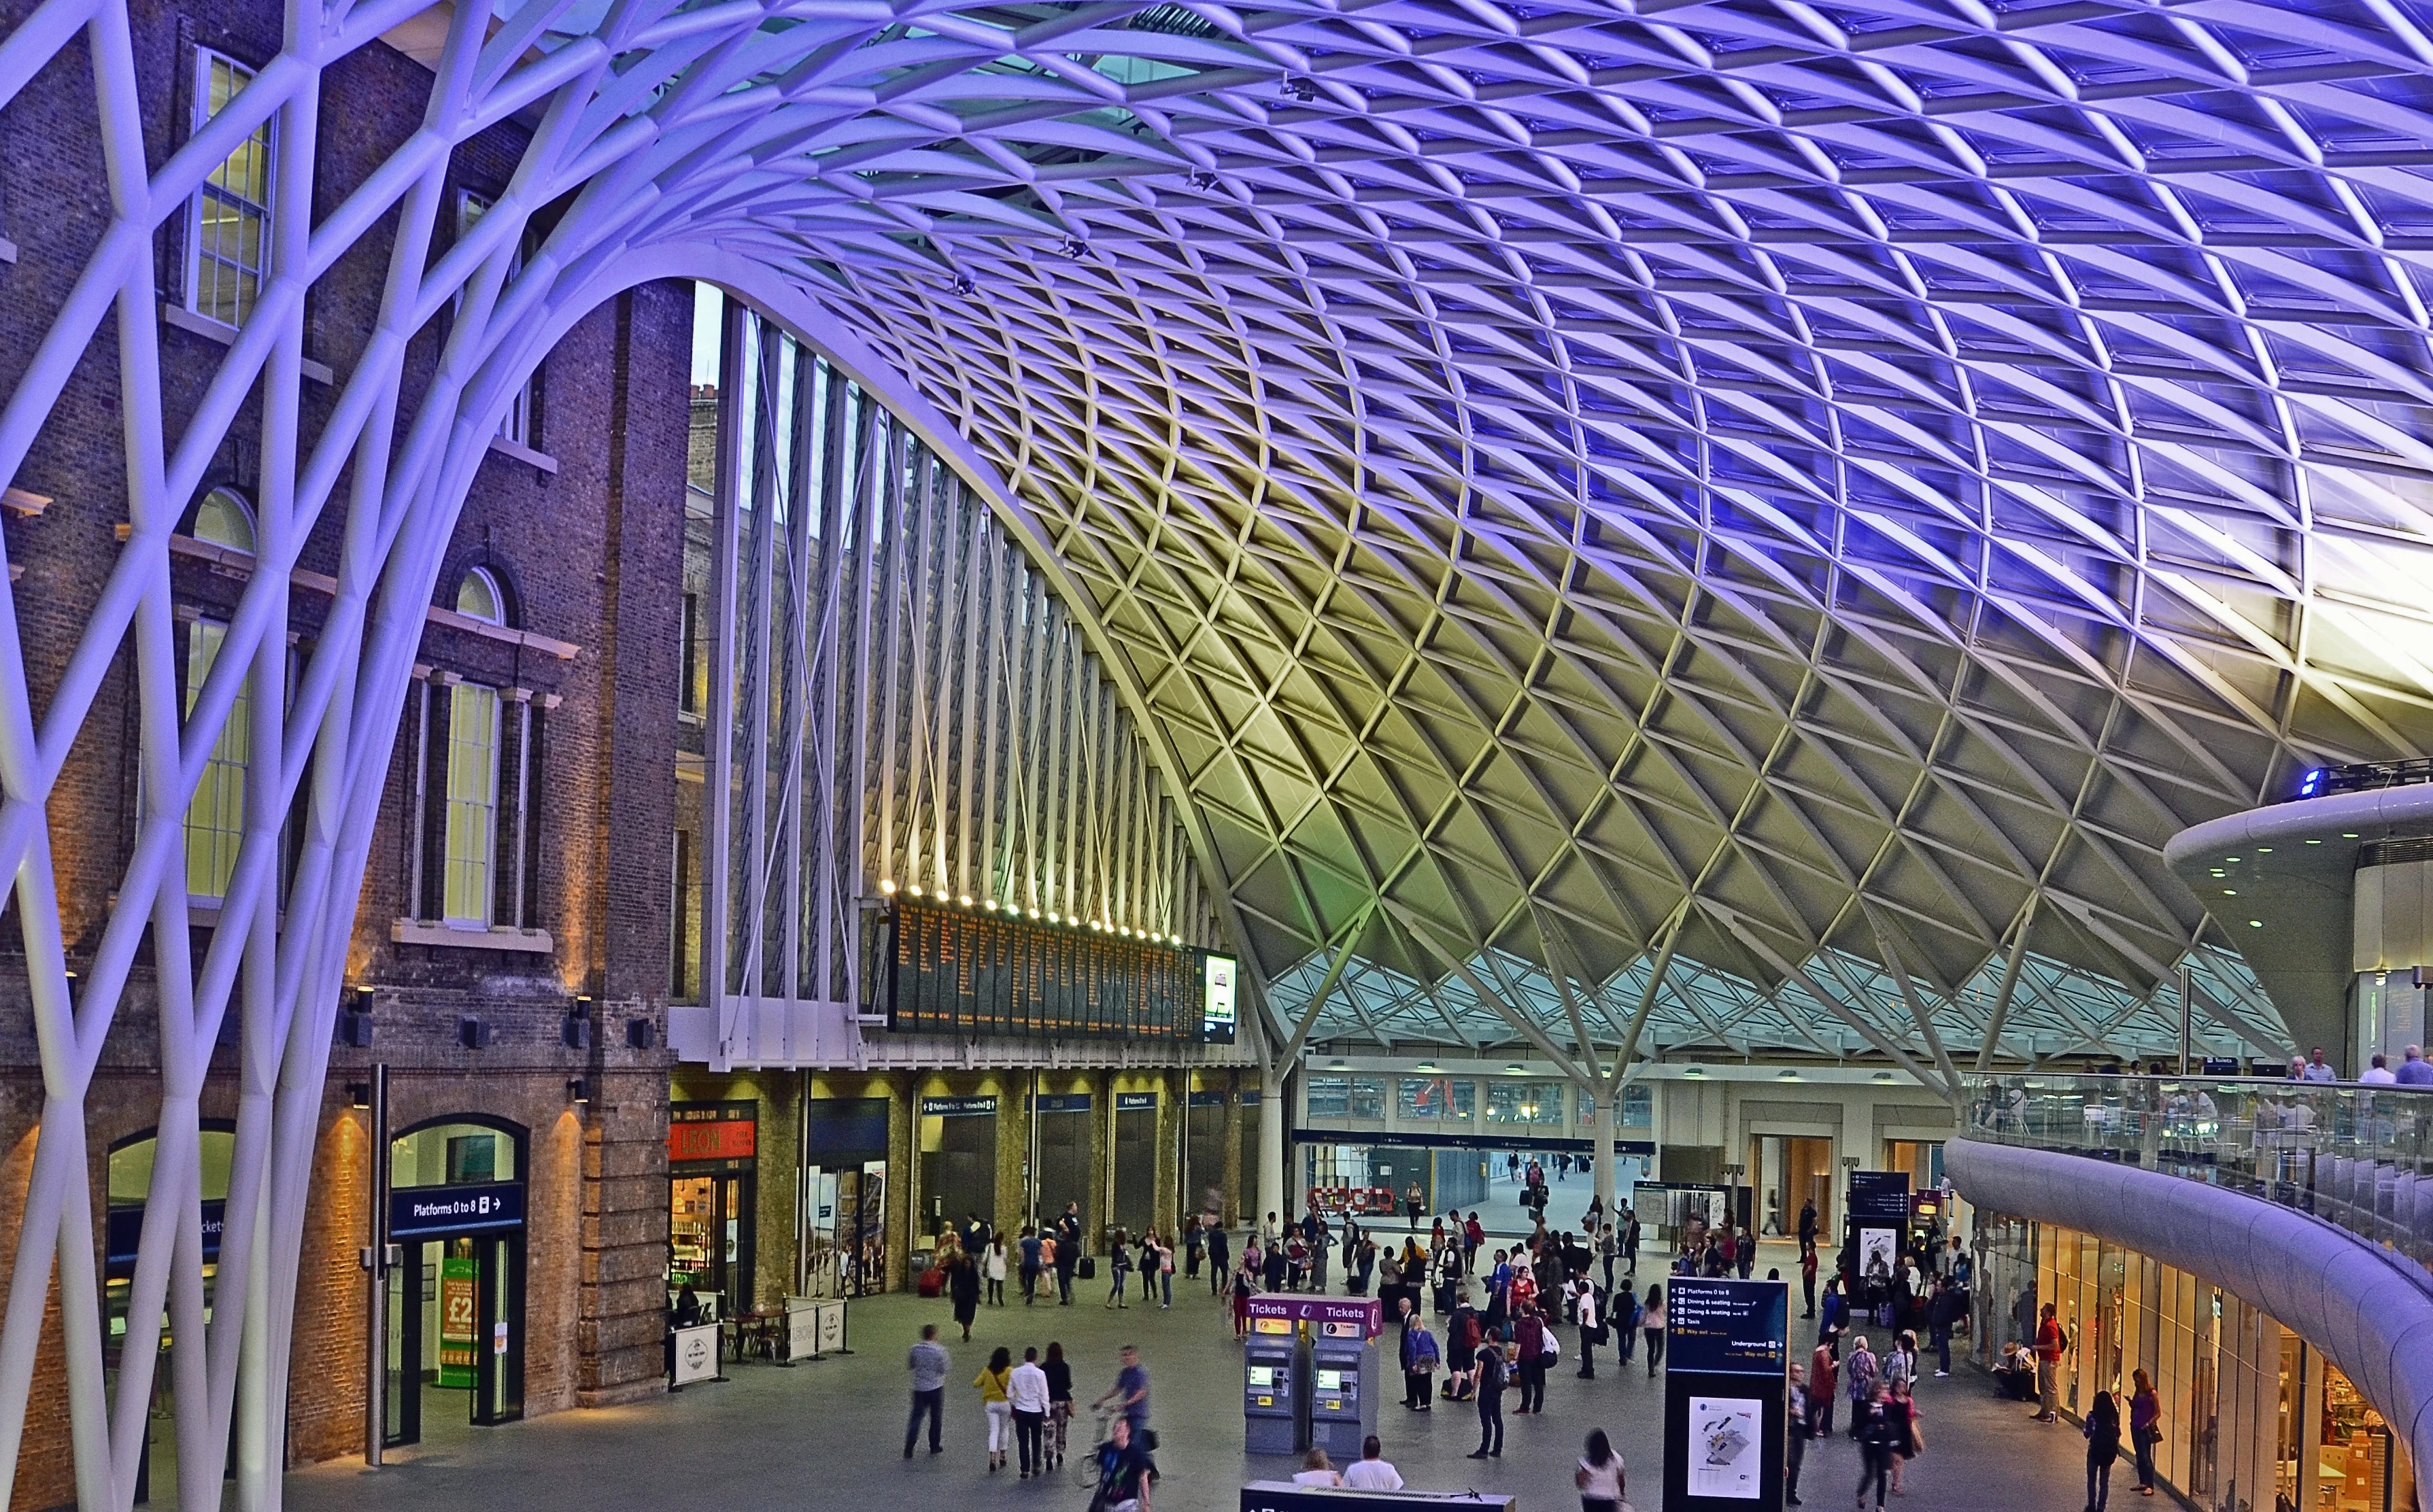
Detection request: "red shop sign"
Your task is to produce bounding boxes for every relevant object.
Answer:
[667,1119,756,1163]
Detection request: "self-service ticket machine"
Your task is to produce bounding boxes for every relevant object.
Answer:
[1306,1322,1378,1460]
[1244,1318,1307,1455]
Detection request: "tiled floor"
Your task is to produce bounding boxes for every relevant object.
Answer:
[289,1241,2119,1512]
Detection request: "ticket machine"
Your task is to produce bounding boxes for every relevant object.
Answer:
[1244,1318,1306,1455]
[1306,1322,1378,1460]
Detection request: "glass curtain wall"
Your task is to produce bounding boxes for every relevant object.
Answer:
[1970,1212,2416,1512]
[674,286,1213,1015]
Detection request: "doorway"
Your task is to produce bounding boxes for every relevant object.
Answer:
[384,1116,527,1449]
[384,1230,526,1444]
[668,1170,755,1318]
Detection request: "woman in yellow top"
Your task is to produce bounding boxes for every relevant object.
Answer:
[976,1346,1015,1471]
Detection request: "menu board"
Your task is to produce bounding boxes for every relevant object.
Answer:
[883,901,1227,1040]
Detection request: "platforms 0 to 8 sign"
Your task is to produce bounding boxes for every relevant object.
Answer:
[1663,1277,1790,1512]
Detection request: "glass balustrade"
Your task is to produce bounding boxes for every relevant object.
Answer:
[1961,1073,2433,1274]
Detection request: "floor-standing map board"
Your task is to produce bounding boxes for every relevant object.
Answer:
[1663,1277,1789,1512]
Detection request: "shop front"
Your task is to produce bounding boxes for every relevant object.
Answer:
[804,1097,889,1297]
[667,1101,758,1318]
[1971,1211,2416,1512]
[385,1118,526,1445]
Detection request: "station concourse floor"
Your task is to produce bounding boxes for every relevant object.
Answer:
[288,1241,2108,1512]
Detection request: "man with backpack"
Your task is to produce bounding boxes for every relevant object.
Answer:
[2034,1303,2068,1422]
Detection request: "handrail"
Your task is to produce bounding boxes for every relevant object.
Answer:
[1960,1072,2433,1277]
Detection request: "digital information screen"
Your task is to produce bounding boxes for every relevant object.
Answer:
[1666,1277,1790,1375]
[884,900,1235,1042]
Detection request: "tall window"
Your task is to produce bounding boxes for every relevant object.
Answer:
[183,490,256,898]
[188,50,273,328]
[455,192,532,445]
[443,683,500,925]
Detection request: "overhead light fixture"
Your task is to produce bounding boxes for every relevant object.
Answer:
[2249,919,2263,928]
[1028,908,1040,920]
[879,878,896,895]
[567,1078,590,1105]
[1776,1068,1799,1080]
[1506,1063,1526,1074]
[1683,1065,1705,1078]
[908,883,924,897]
[347,1082,371,1110]
[1329,1059,1347,1069]
[1871,1070,1896,1082]
[958,895,973,907]
[1415,1061,1437,1073]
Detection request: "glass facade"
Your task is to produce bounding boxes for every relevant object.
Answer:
[1485,1080,1563,1124]
[1971,1212,2416,1512]
[1304,1075,1385,1120]
[1397,1076,1474,1121]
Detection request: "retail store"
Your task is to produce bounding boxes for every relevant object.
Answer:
[1971,1212,2416,1512]
[802,1096,891,1297]
[667,1101,758,1319]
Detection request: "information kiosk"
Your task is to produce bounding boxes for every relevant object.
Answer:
[1307,1320,1378,1460]
[1662,1276,1789,1512]
[1244,1317,1305,1456]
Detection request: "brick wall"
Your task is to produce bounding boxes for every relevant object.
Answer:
[0,0,696,1493]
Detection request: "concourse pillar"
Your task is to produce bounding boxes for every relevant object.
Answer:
[1593,1079,1617,1226]
[1257,1061,1288,1232]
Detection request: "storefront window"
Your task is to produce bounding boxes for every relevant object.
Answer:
[1308,1076,1348,1118]
[1485,1082,1563,1124]
[1398,1077,1474,1120]
[1580,1084,1652,1129]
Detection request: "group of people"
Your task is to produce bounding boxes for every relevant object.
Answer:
[910,1325,1157,1505]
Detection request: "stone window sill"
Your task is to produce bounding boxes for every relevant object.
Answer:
[488,434,559,475]
[160,303,335,385]
[390,918,554,955]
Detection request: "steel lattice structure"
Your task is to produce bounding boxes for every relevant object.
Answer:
[2,0,2430,1497]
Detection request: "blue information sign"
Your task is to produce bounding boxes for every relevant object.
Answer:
[920,1096,998,1117]
[1115,1093,1158,1111]
[1845,1170,1911,1222]
[1032,1093,1093,1114]
[389,1182,525,1238]
[1665,1277,1789,1375]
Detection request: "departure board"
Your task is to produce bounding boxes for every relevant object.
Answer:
[883,901,1234,1042]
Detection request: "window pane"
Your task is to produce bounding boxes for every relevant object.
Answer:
[1306,1076,1348,1119]
[1398,1077,1472,1120]
[1348,1078,1384,1120]
[444,684,500,924]
[183,620,248,899]
[190,52,272,328]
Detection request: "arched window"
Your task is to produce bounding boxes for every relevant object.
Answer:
[456,566,504,625]
[390,1116,525,1190]
[192,487,255,552]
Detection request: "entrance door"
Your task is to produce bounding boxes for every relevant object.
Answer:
[384,1231,525,1447]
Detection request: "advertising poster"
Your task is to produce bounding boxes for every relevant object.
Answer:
[438,1256,477,1388]
[1858,1227,1898,1286]
[1687,1396,1763,1500]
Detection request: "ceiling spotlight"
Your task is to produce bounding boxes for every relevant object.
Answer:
[1028,908,1040,920]
[1048,911,1060,923]
[1329,1059,1348,1069]
[1415,1061,1437,1073]
[1872,1070,1897,1082]
[908,883,924,897]
[1505,1063,1525,1075]
[958,895,973,907]
[879,878,896,895]
[1776,1067,1799,1079]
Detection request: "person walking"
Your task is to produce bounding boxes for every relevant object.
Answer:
[1785,1363,1811,1507]
[1343,1435,1403,1490]
[1208,1221,1231,1296]
[1845,1335,1878,1438]
[1574,1278,1601,1379]
[974,1346,1015,1472]
[1019,1226,1043,1305]
[1043,1341,1075,1468]
[904,1323,950,1458]
[1106,1235,1132,1307]
[950,1251,981,1341]
[1576,1428,1626,1512]
[1885,1330,1918,1393]
[2085,1390,2124,1512]
[985,1237,1008,1307]
[1885,1377,1918,1495]
[1808,1339,1839,1437]
[1468,1332,1508,1458]
[1008,1346,1050,1479]
[1854,1383,1894,1509]
[1801,1243,1819,1320]
[1641,1284,1666,1375]
[2129,1370,2162,1497]
[1055,1203,1083,1304]
[1155,1231,1176,1307]
[2035,1303,2066,1422]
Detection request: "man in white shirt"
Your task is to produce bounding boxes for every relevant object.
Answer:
[1342,1435,1403,1490]
[2302,1046,2339,1082]
[2362,1053,2399,1085]
[1008,1347,1053,1479]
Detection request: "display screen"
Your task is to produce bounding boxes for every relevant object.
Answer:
[1315,1370,1343,1391]
[1248,1366,1274,1388]
[882,900,1228,1041]
[1202,955,1237,1043]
